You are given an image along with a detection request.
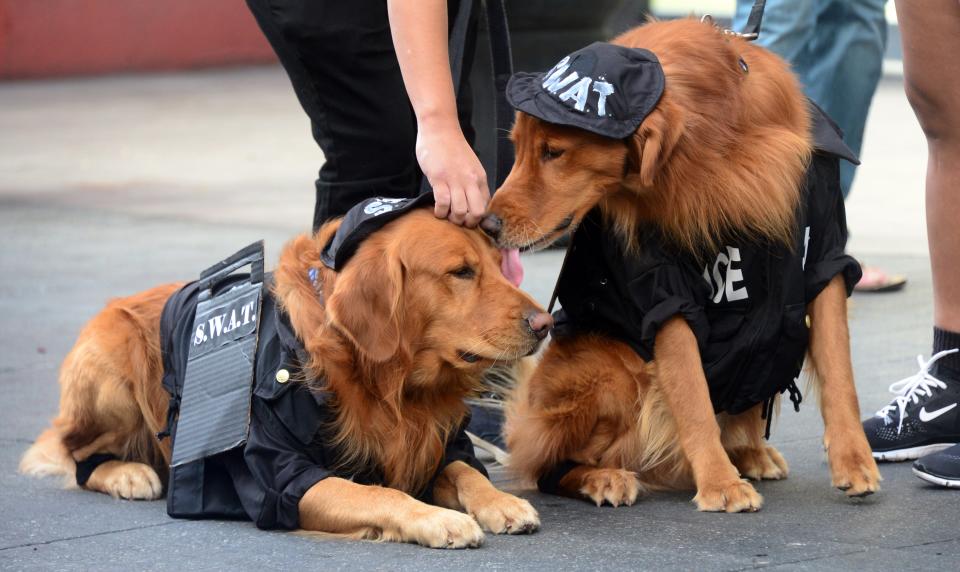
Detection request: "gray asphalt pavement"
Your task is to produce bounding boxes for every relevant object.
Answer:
[1,66,955,571]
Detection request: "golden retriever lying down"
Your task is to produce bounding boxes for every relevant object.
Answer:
[20,206,550,548]
[482,18,881,511]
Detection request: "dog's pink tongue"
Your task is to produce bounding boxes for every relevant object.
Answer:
[500,248,524,287]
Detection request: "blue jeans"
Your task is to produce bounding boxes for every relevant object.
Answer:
[734,0,887,197]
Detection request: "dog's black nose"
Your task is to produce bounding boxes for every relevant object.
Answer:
[527,312,554,340]
[480,214,502,240]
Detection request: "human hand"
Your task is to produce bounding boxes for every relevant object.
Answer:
[416,120,490,227]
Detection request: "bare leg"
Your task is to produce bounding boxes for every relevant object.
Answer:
[897,0,960,332]
[891,0,960,486]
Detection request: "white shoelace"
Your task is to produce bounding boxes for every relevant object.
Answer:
[876,349,960,434]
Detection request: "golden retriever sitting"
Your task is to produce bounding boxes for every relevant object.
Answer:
[481,18,881,512]
[20,205,549,547]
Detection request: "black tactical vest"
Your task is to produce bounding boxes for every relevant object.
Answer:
[159,277,485,530]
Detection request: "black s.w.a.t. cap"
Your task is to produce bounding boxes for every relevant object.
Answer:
[506,42,665,139]
[321,193,434,271]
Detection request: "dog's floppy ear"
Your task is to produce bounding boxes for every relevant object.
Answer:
[326,241,403,362]
[626,97,685,187]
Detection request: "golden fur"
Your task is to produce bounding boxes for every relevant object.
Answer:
[487,19,880,511]
[20,210,545,547]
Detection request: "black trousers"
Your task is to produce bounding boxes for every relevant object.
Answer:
[246,0,477,230]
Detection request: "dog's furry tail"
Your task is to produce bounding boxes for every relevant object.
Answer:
[19,427,77,488]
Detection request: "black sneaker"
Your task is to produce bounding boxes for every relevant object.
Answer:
[862,350,960,461]
[913,443,960,488]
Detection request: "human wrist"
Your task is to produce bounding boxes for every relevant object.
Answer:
[416,105,462,135]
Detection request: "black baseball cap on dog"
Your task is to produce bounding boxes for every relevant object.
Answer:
[321,193,435,271]
[506,42,665,139]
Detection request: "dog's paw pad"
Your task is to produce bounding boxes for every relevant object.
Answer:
[408,508,485,549]
[831,462,881,497]
[694,479,763,513]
[731,445,789,481]
[97,462,163,500]
[470,494,540,534]
[828,442,881,498]
[578,468,642,508]
[763,446,790,478]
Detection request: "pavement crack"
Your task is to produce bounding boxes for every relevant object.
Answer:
[0,521,177,552]
[727,547,871,571]
[890,536,960,550]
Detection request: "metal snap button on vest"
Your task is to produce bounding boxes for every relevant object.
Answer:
[805,314,811,328]
[599,278,608,286]
[275,369,290,384]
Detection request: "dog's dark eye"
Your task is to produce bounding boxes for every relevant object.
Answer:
[449,265,476,279]
[541,145,565,161]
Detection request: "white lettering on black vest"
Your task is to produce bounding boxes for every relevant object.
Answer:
[703,246,749,303]
[193,300,257,345]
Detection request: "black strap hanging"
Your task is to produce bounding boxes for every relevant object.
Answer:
[156,393,179,440]
[760,380,803,440]
[760,396,775,440]
[483,0,514,189]
[740,0,767,40]
[447,0,474,92]
[547,240,574,314]
[786,380,803,412]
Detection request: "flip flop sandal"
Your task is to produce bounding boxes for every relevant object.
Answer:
[854,264,907,293]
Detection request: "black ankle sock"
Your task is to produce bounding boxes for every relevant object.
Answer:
[932,327,960,382]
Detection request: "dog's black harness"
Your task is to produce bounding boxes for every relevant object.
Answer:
[155,261,483,529]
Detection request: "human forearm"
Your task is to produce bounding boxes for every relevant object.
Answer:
[387,0,460,129]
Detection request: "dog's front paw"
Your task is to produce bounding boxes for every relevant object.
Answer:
[404,507,485,549]
[468,492,539,534]
[694,479,763,513]
[826,439,881,497]
[88,461,163,500]
[730,445,789,481]
[578,467,642,507]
